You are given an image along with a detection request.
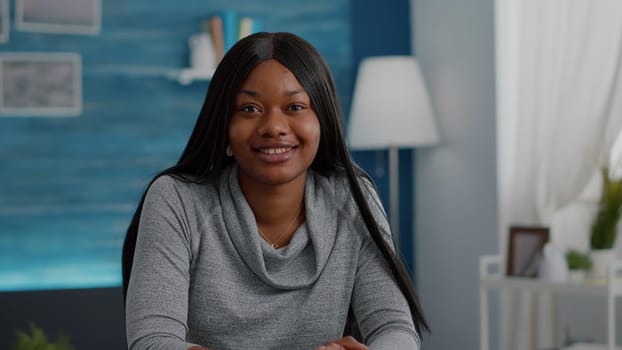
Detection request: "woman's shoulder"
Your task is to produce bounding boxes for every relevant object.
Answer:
[146,173,219,203]
[147,173,178,193]
[148,173,195,192]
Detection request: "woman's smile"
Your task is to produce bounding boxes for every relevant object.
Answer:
[254,146,297,163]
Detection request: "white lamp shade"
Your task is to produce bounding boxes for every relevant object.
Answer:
[348,56,439,149]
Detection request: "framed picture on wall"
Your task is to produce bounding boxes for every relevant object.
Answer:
[506,226,549,277]
[0,0,8,43]
[0,53,82,116]
[16,0,101,35]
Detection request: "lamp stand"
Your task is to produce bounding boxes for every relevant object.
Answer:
[389,146,400,245]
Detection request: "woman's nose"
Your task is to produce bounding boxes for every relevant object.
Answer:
[257,108,289,137]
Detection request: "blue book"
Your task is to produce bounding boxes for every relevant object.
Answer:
[221,10,238,52]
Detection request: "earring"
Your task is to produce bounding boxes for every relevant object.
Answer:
[226,145,233,157]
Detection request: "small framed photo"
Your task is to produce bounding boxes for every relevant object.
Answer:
[0,53,82,116]
[0,0,8,43]
[506,226,550,277]
[16,0,101,35]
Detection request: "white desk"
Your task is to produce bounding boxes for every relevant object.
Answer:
[479,255,622,350]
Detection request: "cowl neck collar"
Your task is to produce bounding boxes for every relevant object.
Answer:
[219,165,338,290]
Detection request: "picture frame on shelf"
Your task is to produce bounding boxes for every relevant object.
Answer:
[506,226,549,277]
[0,0,8,43]
[16,0,101,35]
[0,53,82,117]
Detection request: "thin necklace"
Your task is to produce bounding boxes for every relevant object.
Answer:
[257,200,304,249]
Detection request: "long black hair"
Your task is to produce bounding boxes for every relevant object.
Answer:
[122,32,429,336]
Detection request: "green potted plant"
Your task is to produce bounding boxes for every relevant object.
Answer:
[565,249,591,282]
[11,323,74,350]
[589,166,622,279]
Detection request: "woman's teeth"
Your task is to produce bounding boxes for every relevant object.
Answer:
[261,147,290,154]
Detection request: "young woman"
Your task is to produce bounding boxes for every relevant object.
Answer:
[123,32,429,350]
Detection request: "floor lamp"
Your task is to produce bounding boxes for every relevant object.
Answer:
[348,56,439,246]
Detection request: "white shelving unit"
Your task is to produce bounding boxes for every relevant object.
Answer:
[479,255,622,350]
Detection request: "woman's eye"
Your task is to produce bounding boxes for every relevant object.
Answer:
[241,105,259,113]
[289,104,304,112]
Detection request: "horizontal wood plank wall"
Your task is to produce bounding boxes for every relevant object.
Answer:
[0,0,352,292]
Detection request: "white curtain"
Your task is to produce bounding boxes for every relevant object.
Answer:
[495,0,622,349]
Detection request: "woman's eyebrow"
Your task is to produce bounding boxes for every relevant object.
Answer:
[239,89,259,97]
[238,89,304,97]
[284,89,303,96]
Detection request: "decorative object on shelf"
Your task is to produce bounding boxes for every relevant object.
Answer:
[506,226,549,277]
[189,28,217,73]
[347,56,439,242]
[538,242,568,282]
[11,322,74,350]
[0,52,82,117]
[178,22,219,85]
[590,249,616,280]
[590,249,615,279]
[589,166,622,279]
[565,249,591,283]
[15,0,101,35]
[0,0,9,43]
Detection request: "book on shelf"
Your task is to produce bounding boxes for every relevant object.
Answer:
[206,16,225,62]
[238,16,262,39]
[220,10,238,52]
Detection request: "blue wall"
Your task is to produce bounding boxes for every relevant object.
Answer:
[0,0,415,292]
[0,0,352,291]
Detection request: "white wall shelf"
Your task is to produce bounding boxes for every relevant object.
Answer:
[175,68,213,85]
[479,255,622,350]
[82,64,212,85]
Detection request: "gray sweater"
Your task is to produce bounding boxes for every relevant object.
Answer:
[126,165,420,350]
